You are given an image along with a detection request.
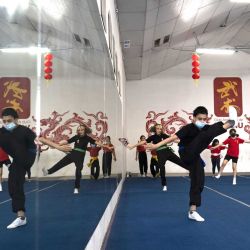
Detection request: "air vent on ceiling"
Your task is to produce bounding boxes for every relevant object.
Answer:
[124,40,130,49]
[163,35,170,44]
[83,38,91,47]
[154,38,161,47]
[73,33,82,43]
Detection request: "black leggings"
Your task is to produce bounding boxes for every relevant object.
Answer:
[179,121,226,207]
[8,153,36,213]
[102,152,112,176]
[157,149,187,186]
[211,158,220,174]
[150,157,159,177]
[138,152,148,175]
[91,159,100,179]
[48,151,85,189]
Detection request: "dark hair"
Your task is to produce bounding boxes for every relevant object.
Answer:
[212,139,219,147]
[140,135,146,140]
[1,108,19,119]
[149,124,161,133]
[77,124,92,134]
[193,106,208,117]
[229,128,236,134]
[106,136,111,141]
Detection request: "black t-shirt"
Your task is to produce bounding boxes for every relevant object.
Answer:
[68,135,95,150]
[0,125,36,163]
[146,134,169,144]
[0,125,36,151]
[176,123,210,147]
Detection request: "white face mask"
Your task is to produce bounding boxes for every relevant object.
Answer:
[195,120,206,129]
[4,122,17,131]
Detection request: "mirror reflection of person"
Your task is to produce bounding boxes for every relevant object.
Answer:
[0,108,71,230]
[102,136,116,178]
[135,135,148,177]
[87,143,102,180]
[0,147,11,191]
[41,125,106,194]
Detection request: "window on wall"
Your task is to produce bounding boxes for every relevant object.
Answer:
[108,13,112,58]
[100,0,106,31]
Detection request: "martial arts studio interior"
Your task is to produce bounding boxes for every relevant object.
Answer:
[1,0,250,249]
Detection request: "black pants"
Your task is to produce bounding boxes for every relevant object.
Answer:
[179,122,226,207]
[138,152,148,175]
[157,149,187,186]
[150,157,159,177]
[26,169,31,179]
[102,152,112,176]
[91,159,100,179]
[8,153,36,213]
[48,151,85,189]
[211,158,220,174]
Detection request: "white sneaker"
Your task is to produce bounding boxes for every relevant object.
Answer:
[228,106,237,126]
[162,186,167,191]
[233,178,236,185]
[188,211,205,222]
[74,188,79,194]
[7,217,27,229]
[42,168,48,176]
[0,183,2,191]
[215,174,221,179]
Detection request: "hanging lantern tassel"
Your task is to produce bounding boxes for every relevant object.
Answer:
[192,53,200,85]
[44,53,53,81]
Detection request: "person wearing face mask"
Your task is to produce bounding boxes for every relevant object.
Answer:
[215,129,250,185]
[42,125,106,194]
[145,106,237,222]
[136,135,148,177]
[207,139,226,177]
[121,124,187,191]
[0,108,70,229]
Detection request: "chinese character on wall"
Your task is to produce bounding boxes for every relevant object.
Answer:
[214,77,242,117]
[0,77,31,119]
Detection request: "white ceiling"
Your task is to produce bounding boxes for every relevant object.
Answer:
[117,0,250,80]
[0,0,113,78]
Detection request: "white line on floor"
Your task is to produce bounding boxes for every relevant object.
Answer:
[182,176,250,208]
[0,181,62,206]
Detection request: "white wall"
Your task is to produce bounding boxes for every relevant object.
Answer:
[126,51,250,174]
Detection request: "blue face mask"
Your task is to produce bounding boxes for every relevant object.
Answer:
[4,122,17,131]
[195,120,206,129]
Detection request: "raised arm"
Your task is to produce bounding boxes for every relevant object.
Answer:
[38,137,72,152]
[210,143,223,150]
[146,134,179,150]
[127,140,146,150]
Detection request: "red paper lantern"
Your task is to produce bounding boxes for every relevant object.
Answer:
[44,67,52,74]
[44,53,53,80]
[192,73,200,80]
[44,74,52,80]
[192,54,200,61]
[192,52,200,80]
[192,67,200,74]
[44,60,53,67]
[44,53,53,60]
[192,60,200,67]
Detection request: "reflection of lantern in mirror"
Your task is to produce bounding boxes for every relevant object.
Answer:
[44,53,53,80]
[192,53,200,80]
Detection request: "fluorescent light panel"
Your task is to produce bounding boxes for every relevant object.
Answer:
[196,48,235,55]
[230,0,250,3]
[0,47,50,54]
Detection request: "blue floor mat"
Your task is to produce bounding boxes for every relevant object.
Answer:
[0,178,118,250]
[106,176,250,250]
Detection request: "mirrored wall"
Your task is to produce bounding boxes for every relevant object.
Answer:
[0,0,123,249]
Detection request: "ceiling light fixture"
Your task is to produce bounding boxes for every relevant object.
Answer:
[196,48,235,55]
[0,47,51,54]
[230,0,250,3]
